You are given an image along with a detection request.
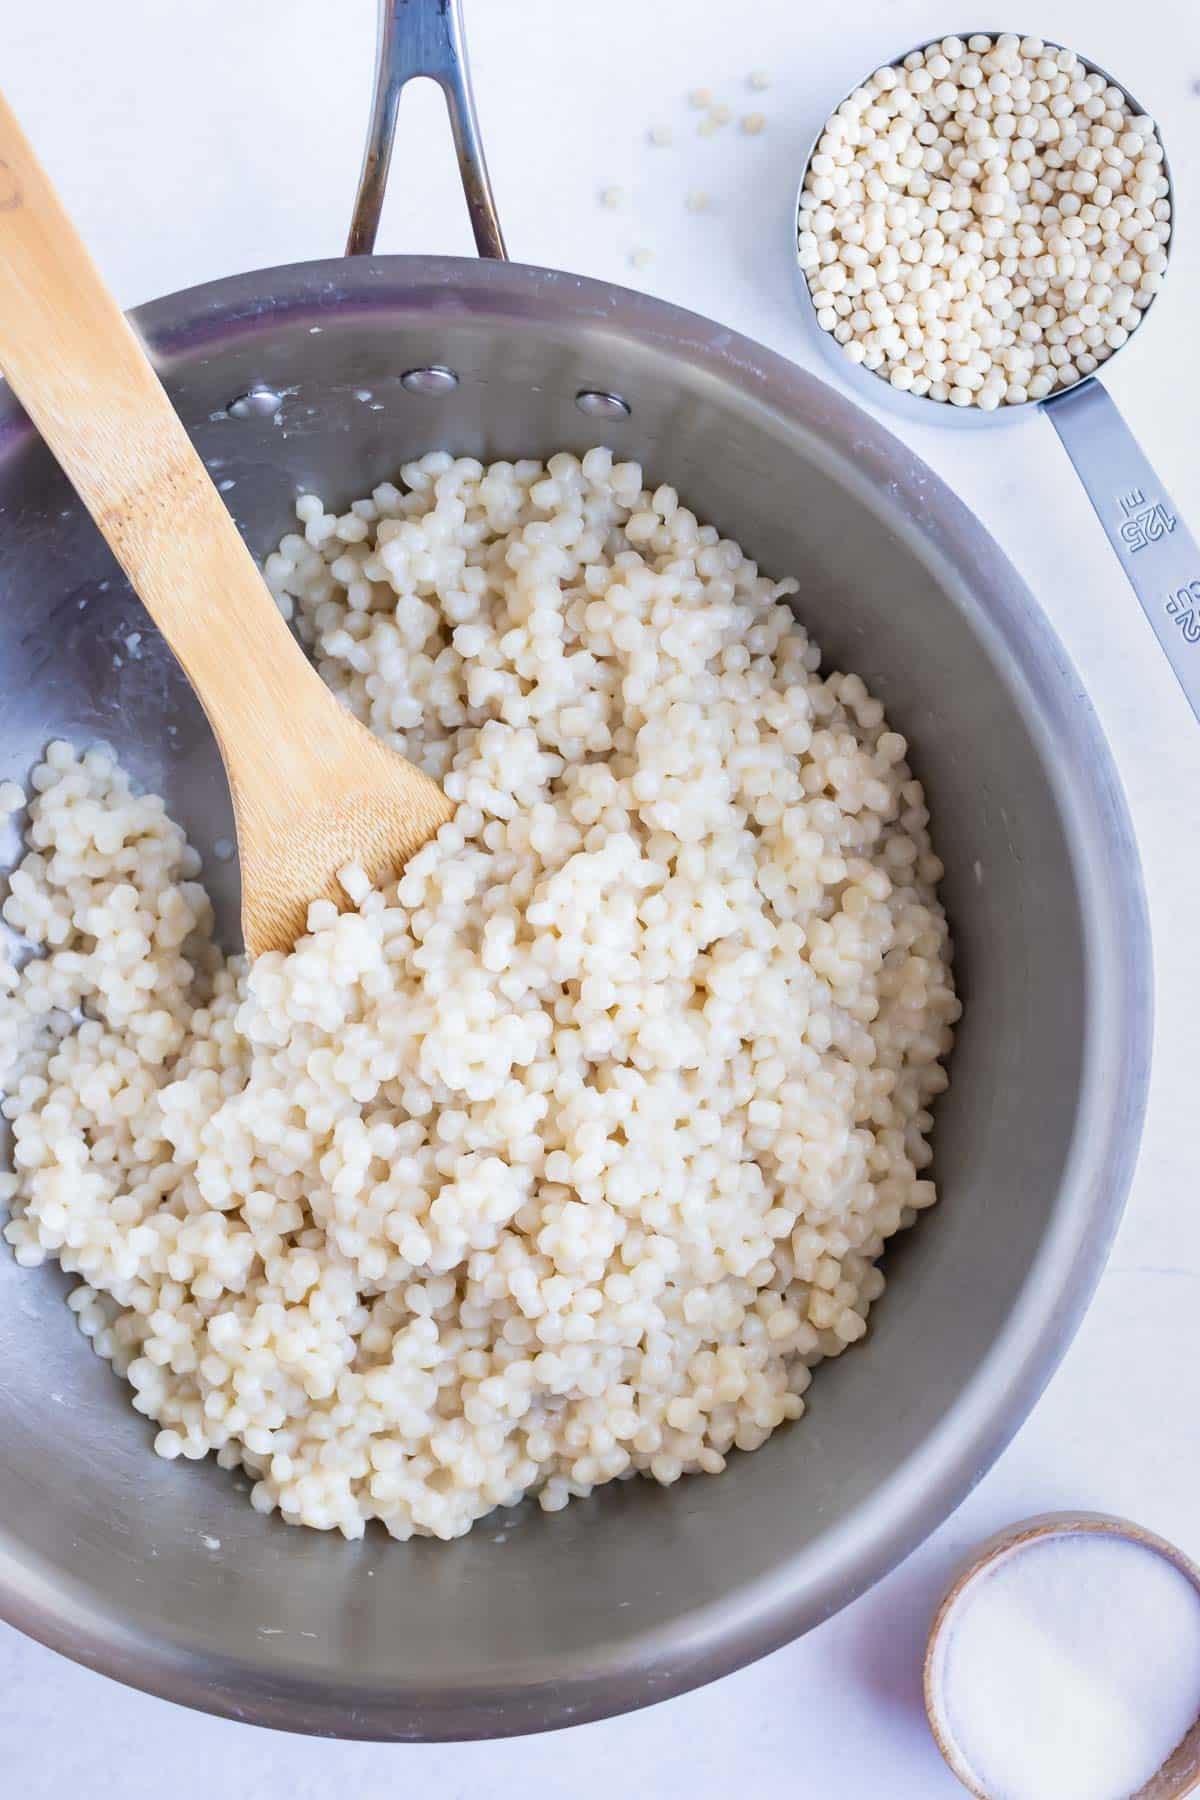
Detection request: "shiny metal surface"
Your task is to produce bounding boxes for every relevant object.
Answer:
[400,364,460,394]
[0,253,1152,1740]
[347,0,505,260]
[574,389,633,419]
[226,383,286,420]
[1045,379,1200,725]
[0,0,1152,1746]
[792,33,1197,723]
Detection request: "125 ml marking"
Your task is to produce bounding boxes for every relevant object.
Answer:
[1118,488,1176,554]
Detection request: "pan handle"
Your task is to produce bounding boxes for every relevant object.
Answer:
[1044,378,1200,727]
[346,0,506,260]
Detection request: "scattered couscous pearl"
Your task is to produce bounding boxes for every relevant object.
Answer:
[0,781,24,815]
[798,35,1170,408]
[749,69,771,91]
[708,103,732,127]
[629,246,654,269]
[2,452,956,1542]
[686,188,713,213]
[741,112,768,136]
[599,185,624,211]
[648,123,673,147]
[688,87,713,109]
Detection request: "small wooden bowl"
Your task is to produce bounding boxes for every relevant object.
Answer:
[924,1511,1200,1799]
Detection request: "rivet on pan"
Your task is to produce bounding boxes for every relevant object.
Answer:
[226,385,283,420]
[575,390,632,419]
[401,367,460,396]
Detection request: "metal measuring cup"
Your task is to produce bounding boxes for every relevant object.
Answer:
[793,33,1200,725]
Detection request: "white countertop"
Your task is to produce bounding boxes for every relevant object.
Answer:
[3,0,1200,1793]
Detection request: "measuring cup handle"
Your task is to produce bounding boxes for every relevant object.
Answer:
[1044,378,1200,726]
[346,0,506,260]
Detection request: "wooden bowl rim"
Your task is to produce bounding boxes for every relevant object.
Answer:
[923,1510,1200,1799]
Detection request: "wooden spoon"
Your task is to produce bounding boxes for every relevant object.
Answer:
[0,92,452,955]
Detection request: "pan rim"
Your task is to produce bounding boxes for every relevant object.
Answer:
[0,252,1153,1740]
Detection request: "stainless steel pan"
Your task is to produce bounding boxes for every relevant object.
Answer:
[0,0,1151,1740]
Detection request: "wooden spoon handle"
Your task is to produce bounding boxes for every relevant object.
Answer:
[0,90,332,785]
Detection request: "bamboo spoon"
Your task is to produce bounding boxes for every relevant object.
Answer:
[0,93,453,955]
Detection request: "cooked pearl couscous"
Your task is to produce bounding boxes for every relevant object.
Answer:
[0,449,957,1540]
[798,34,1171,408]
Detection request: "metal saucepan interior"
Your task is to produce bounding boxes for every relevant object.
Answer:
[0,257,1150,1735]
